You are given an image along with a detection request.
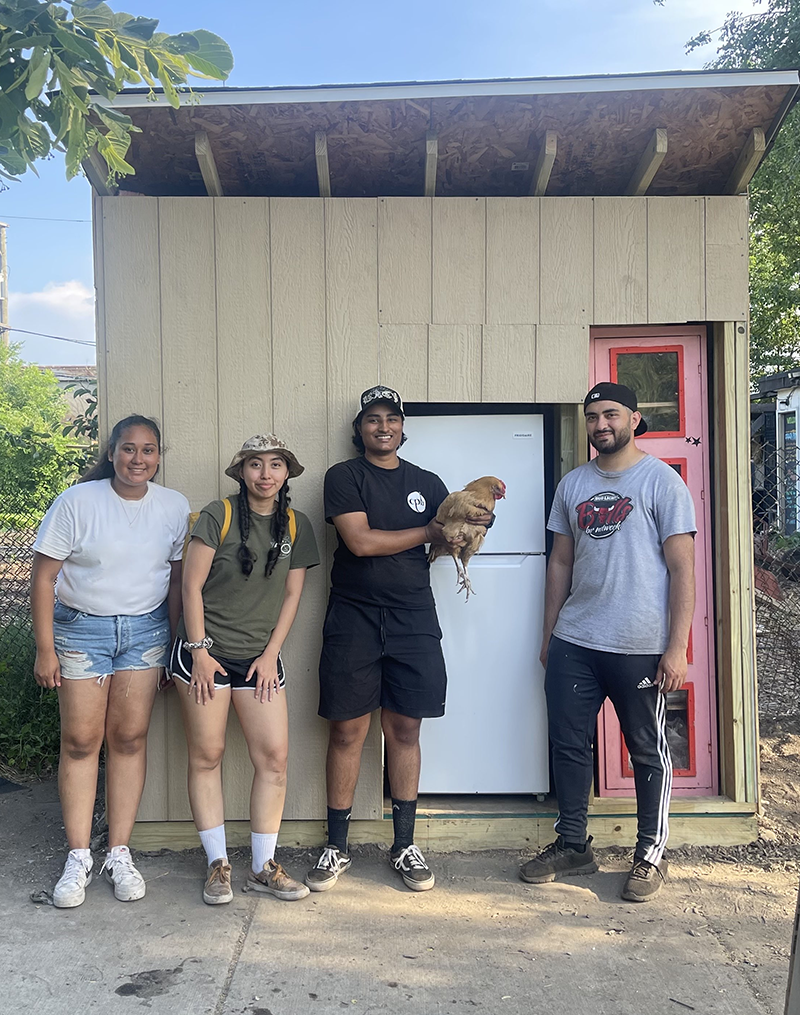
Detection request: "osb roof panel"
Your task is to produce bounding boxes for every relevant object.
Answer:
[121,85,795,198]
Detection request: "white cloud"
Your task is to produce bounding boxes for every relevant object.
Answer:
[7,280,95,366]
[11,280,95,321]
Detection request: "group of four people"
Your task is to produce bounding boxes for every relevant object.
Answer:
[31,381,695,909]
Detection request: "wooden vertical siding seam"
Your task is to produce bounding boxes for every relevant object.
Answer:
[92,194,108,442]
[211,198,222,499]
[156,198,167,488]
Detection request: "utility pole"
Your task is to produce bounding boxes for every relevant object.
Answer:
[0,222,8,345]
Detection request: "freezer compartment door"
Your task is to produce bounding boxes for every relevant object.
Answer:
[419,553,549,794]
[402,413,546,553]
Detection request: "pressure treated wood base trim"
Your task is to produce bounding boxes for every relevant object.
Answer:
[130,813,757,852]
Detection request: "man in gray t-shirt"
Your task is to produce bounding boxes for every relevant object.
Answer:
[519,382,696,903]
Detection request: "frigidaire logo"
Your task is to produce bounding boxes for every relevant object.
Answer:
[576,491,634,539]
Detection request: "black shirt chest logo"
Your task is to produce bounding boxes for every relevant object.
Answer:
[576,491,634,539]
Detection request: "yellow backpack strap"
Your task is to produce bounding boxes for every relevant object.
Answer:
[220,496,233,545]
[288,508,297,545]
[183,497,233,559]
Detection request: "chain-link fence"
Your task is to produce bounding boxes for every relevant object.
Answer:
[752,422,800,721]
[0,491,41,659]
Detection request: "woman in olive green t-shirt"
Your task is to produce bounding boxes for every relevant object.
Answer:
[174,435,320,905]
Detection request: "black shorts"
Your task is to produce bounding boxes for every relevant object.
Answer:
[318,595,447,721]
[169,638,286,690]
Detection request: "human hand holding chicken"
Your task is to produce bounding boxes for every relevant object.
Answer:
[427,476,506,600]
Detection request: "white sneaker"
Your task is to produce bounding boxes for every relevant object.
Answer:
[101,845,146,901]
[53,849,94,908]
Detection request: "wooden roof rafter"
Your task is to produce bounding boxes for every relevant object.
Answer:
[94,70,800,199]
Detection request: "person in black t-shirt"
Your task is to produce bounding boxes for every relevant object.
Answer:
[305,386,490,894]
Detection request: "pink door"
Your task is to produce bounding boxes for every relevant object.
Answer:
[591,326,717,796]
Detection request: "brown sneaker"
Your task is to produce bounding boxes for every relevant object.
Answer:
[203,858,233,905]
[621,856,668,902]
[247,858,310,901]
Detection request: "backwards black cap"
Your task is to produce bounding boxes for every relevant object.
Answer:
[584,382,648,437]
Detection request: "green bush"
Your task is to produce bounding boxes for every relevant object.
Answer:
[0,621,60,775]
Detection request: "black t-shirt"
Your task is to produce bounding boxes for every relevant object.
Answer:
[324,456,449,609]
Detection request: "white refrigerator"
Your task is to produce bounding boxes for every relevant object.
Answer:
[402,411,550,794]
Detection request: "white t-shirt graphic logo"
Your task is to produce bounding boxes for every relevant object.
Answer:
[407,491,426,513]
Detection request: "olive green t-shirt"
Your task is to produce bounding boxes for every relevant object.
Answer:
[179,496,320,658]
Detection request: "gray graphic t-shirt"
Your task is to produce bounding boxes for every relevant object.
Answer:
[547,455,697,654]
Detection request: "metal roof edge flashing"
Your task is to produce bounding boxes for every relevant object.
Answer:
[105,68,800,110]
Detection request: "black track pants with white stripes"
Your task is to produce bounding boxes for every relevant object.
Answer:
[545,636,673,865]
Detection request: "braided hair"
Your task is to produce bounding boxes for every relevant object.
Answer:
[236,475,292,578]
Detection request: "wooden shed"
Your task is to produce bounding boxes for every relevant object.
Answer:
[88,69,800,851]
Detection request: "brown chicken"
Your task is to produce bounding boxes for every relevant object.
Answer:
[428,476,506,600]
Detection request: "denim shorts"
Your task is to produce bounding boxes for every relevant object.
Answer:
[52,599,171,682]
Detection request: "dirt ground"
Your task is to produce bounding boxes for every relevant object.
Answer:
[2,721,800,1015]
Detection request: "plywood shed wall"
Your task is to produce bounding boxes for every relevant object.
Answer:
[93,194,749,823]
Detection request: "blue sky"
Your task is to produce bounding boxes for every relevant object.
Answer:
[2,0,756,365]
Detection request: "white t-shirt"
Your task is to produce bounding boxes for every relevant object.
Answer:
[34,479,190,616]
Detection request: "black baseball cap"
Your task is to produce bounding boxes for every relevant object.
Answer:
[355,385,404,421]
[584,382,648,437]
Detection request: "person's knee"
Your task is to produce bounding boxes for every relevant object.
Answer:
[189,742,226,772]
[61,729,104,762]
[382,713,421,748]
[105,723,149,756]
[328,718,370,752]
[252,745,289,780]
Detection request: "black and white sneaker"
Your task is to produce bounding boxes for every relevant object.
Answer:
[304,845,352,892]
[391,843,435,891]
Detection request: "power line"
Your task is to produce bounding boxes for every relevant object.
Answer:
[0,324,95,347]
[0,215,92,223]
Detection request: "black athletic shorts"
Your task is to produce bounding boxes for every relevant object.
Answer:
[169,638,286,690]
[318,595,447,721]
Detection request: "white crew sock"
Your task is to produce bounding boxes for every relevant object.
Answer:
[251,832,278,874]
[198,825,228,866]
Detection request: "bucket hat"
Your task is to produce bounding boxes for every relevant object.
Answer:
[224,434,304,480]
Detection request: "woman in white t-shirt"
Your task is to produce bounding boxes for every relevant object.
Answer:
[31,414,189,910]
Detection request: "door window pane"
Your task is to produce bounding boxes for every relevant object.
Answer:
[615,351,680,433]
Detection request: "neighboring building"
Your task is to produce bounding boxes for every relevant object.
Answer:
[87,68,800,850]
[755,368,800,536]
[40,365,97,422]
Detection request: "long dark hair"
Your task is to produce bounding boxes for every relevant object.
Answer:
[78,415,162,484]
[236,475,292,578]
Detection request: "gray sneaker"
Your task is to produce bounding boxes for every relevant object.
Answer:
[621,856,668,902]
[203,858,233,905]
[519,836,598,883]
[247,859,309,900]
[305,845,352,892]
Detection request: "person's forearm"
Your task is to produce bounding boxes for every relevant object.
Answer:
[541,560,573,643]
[31,566,57,652]
[182,584,208,644]
[666,564,695,653]
[264,588,303,656]
[345,526,430,558]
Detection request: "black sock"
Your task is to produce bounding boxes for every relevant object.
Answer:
[326,807,351,853]
[391,798,417,853]
[563,839,587,853]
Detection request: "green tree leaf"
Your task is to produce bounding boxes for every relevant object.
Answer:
[185,29,233,78]
[0,0,233,182]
